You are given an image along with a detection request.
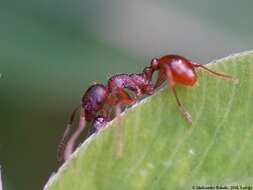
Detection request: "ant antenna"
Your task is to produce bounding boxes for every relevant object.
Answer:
[192,62,239,84]
[57,105,80,162]
[63,108,86,161]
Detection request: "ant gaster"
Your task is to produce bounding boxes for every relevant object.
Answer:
[57,62,157,162]
[149,55,237,124]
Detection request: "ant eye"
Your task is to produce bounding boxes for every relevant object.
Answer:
[151,58,159,70]
[85,104,92,110]
[96,97,104,105]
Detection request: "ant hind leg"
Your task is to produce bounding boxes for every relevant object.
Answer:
[192,62,238,84]
[165,66,193,125]
[171,87,192,124]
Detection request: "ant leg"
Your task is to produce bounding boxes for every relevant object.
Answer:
[154,70,166,88]
[106,106,114,121]
[106,95,118,106]
[144,84,155,95]
[63,108,86,161]
[118,89,136,105]
[105,95,118,120]
[115,90,136,127]
[115,103,123,156]
[57,105,80,161]
[114,90,136,156]
[192,62,238,84]
[165,67,192,124]
[100,108,108,119]
[171,87,192,124]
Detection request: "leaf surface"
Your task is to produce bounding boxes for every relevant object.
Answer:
[45,51,253,190]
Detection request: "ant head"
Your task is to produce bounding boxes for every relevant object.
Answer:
[150,58,159,70]
[82,84,109,112]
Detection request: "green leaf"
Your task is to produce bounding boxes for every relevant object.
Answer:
[44,51,253,190]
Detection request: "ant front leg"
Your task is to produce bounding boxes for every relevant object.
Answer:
[57,105,80,162]
[63,108,86,161]
[164,66,193,124]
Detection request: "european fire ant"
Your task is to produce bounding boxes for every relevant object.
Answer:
[149,55,237,124]
[57,63,157,161]
[58,54,236,162]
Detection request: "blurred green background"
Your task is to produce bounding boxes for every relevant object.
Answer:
[0,0,253,189]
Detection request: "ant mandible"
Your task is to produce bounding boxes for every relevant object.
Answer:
[57,62,157,162]
[149,55,237,124]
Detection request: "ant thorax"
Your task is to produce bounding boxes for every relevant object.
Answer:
[108,74,141,93]
[129,73,149,87]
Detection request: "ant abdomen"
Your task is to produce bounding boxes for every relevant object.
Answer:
[152,54,237,124]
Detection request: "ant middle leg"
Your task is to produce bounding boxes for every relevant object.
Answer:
[165,67,192,124]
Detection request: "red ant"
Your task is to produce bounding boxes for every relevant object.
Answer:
[58,54,237,162]
[57,63,157,161]
[149,55,237,124]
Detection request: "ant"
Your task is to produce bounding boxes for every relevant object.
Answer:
[58,54,237,162]
[149,55,238,124]
[57,62,157,162]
